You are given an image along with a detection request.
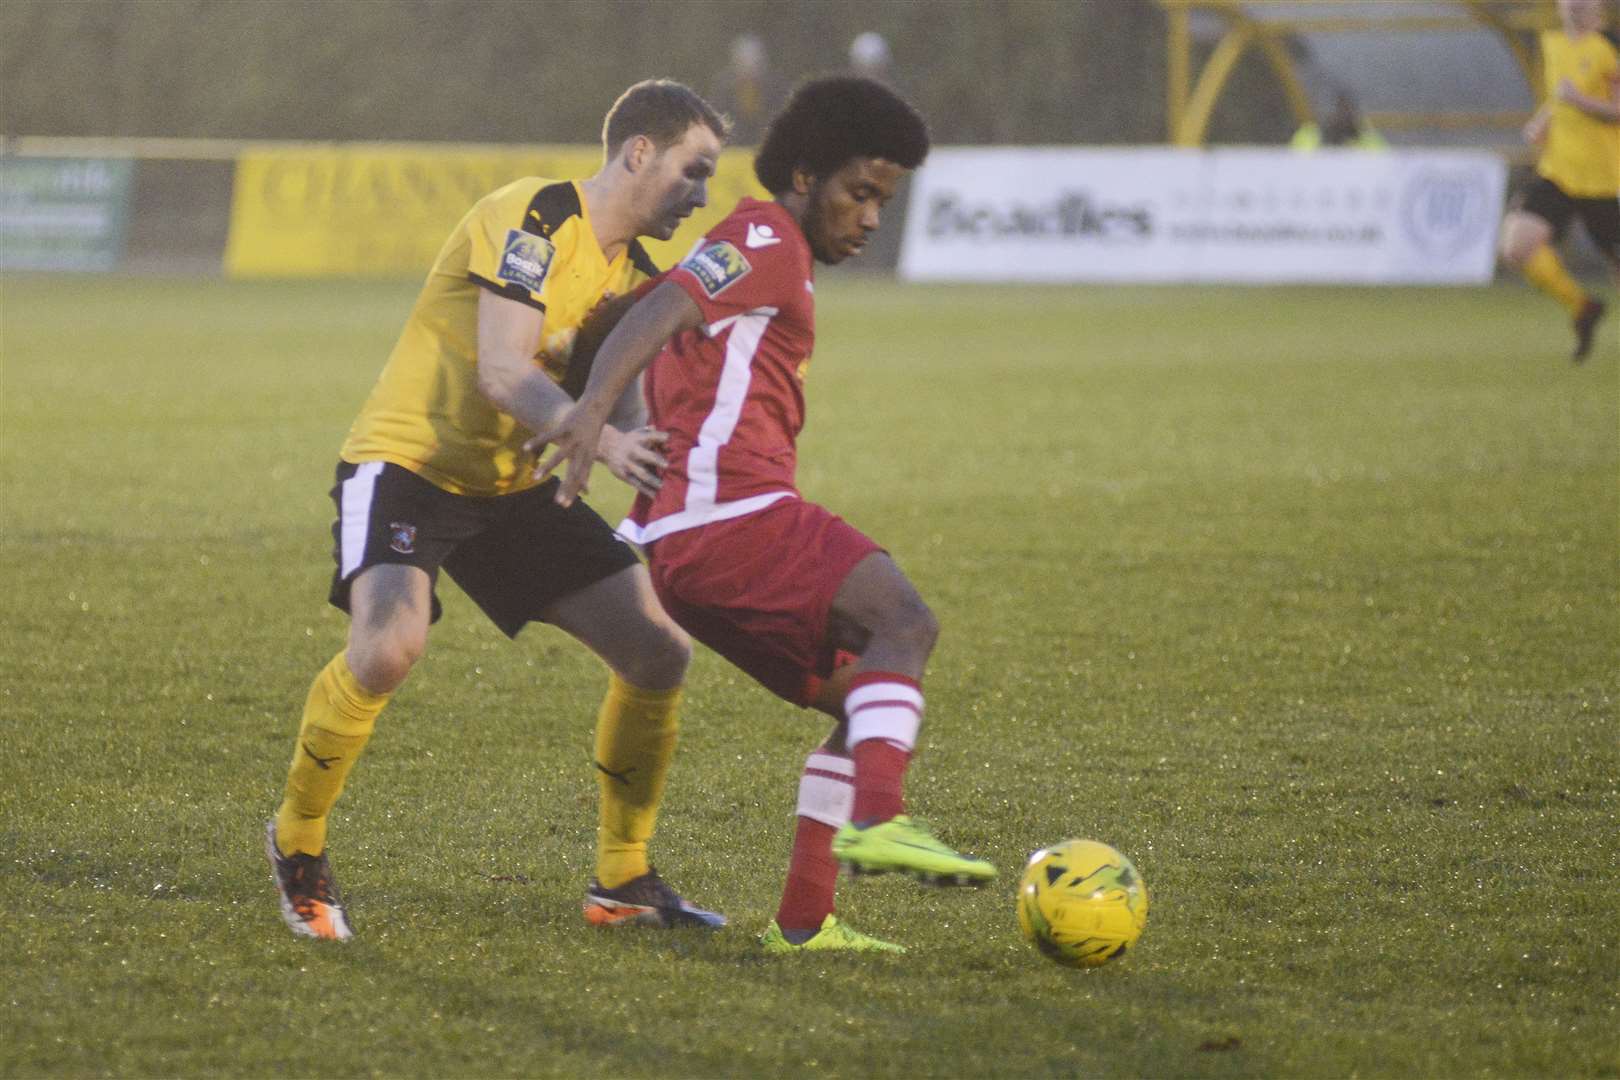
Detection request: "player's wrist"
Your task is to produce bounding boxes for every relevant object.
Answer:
[594,424,624,460]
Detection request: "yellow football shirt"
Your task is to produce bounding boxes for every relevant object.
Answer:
[1537,30,1620,198]
[340,177,659,496]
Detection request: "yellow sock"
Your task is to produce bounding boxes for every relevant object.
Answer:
[1522,245,1590,317]
[594,674,682,888]
[274,651,389,856]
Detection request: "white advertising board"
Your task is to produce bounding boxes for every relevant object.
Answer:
[898,148,1507,285]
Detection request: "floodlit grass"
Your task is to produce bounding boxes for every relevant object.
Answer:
[1,273,1616,1077]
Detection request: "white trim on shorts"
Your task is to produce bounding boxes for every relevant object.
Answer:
[338,461,385,579]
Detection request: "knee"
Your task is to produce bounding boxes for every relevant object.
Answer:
[346,624,425,695]
[1499,233,1530,268]
[1499,218,1540,268]
[885,595,939,657]
[619,620,692,691]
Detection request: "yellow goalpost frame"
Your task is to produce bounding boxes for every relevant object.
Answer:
[1159,0,1562,146]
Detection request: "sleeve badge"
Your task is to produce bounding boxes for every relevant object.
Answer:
[499,229,555,294]
[680,240,752,298]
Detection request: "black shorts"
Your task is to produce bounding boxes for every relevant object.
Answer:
[1516,176,1620,259]
[327,460,640,637]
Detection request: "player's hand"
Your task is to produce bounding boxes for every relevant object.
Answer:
[527,405,608,506]
[1555,78,1579,105]
[597,425,668,499]
[1522,109,1550,145]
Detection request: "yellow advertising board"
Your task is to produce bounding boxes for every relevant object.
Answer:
[224,144,768,278]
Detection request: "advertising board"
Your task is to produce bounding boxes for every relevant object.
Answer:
[899,148,1508,285]
[0,157,133,272]
[225,145,767,278]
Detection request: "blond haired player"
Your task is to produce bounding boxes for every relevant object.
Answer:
[266,80,731,940]
[1500,0,1620,361]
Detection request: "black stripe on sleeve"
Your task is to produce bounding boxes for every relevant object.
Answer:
[468,271,546,312]
[523,181,583,238]
[627,239,661,277]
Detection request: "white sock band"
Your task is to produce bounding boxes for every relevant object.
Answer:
[844,682,923,752]
[796,752,855,827]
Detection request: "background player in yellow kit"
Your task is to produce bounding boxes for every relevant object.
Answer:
[1499,0,1620,361]
[266,80,731,940]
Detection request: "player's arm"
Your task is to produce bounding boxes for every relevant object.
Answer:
[528,280,704,507]
[475,290,668,496]
[1523,103,1551,145]
[1554,74,1620,122]
[475,288,576,433]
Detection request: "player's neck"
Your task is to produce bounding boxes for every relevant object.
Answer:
[577,174,634,264]
[776,189,811,231]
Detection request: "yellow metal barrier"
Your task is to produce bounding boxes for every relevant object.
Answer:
[1157,0,1557,147]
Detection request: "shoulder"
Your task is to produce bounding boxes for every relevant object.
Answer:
[470,177,581,238]
[702,199,805,258]
[520,181,584,239]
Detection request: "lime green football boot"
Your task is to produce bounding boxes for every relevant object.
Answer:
[761,914,906,954]
[831,815,997,885]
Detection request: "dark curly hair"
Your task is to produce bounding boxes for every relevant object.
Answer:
[754,76,929,195]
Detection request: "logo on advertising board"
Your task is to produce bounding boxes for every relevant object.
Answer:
[1398,169,1493,259]
[925,190,1152,243]
[499,229,554,293]
[682,240,752,297]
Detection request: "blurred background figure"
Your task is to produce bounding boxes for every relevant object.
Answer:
[1289,88,1387,151]
[1497,0,1618,362]
[714,31,780,146]
[849,31,894,84]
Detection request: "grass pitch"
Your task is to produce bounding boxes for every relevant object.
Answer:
[1,274,1616,1078]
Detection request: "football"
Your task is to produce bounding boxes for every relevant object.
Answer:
[1016,839,1148,968]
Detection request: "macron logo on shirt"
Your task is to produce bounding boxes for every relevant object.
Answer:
[745,222,783,249]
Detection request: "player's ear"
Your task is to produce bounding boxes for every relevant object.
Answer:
[623,134,655,174]
[790,165,817,197]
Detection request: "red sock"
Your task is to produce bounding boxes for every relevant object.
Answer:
[851,738,910,823]
[845,672,922,825]
[775,816,840,932]
[774,747,854,932]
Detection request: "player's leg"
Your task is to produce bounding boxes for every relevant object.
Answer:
[773,729,854,931]
[1502,208,1590,315]
[822,553,996,885]
[541,564,723,928]
[1501,181,1599,355]
[268,564,430,941]
[1567,196,1620,362]
[442,486,718,928]
[269,461,452,941]
[821,553,933,820]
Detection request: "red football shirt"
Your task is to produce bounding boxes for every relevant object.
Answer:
[619,197,816,544]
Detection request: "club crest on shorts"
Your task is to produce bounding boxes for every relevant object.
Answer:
[681,240,751,297]
[389,521,417,555]
[499,229,555,293]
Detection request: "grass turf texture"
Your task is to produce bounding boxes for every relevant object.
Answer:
[1,275,1616,1078]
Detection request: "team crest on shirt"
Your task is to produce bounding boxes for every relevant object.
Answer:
[389,522,417,555]
[499,229,555,293]
[681,240,752,297]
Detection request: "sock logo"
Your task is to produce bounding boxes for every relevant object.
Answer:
[594,760,636,785]
[302,742,340,770]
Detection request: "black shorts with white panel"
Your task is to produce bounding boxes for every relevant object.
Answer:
[326,460,640,637]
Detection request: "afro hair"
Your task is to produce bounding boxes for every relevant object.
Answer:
[754,76,929,195]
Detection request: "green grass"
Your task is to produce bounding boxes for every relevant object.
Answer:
[2,274,1616,1078]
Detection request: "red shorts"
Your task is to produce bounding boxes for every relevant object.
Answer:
[644,499,880,706]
